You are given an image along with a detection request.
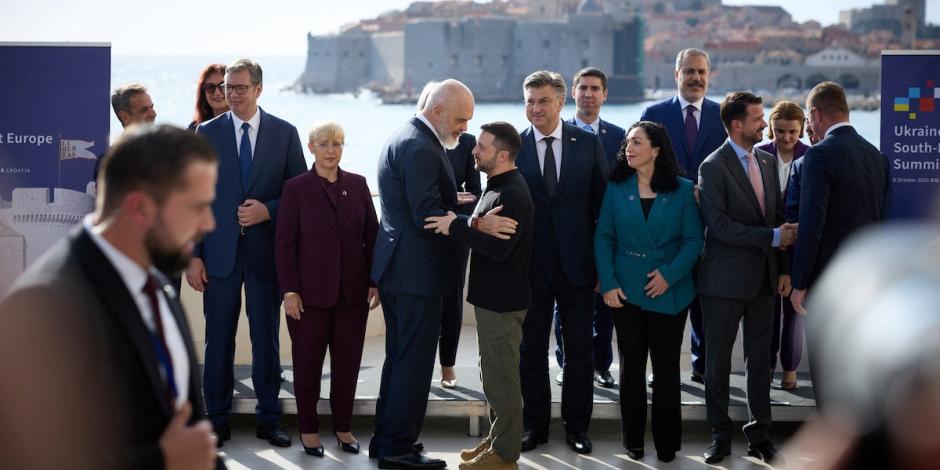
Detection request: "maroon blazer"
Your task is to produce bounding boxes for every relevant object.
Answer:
[275,168,378,308]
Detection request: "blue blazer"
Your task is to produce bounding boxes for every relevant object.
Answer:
[594,176,703,315]
[565,117,626,168]
[516,122,608,289]
[640,96,726,183]
[195,108,307,279]
[371,117,460,297]
[791,126,890,290]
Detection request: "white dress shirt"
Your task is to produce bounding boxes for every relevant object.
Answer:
[84,215,190,406]
[678,95,704,128]
[232,109,261,160]
[824,121,852,140]
[533,120,564,177]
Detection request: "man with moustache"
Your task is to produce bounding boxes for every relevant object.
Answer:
[697,92,796,465]
[369,80,516,469]
[188,58,307,448]
[640,48,726,386]
[515,70,607,454]
[552,67,626,389]
[0,125,223,470]
[424,121,534,470]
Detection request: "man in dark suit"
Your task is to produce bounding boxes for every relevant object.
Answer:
[369,79,514,469]
[697,92,797,465]
[790,81,890,314]
[515,70,607,454]
[93,83,157,183]
[552,67,626,389]
[640,48,726,384]
[0,125,223,470]
[187,59,307,447]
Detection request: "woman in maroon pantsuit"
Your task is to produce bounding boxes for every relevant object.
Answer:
[275,121,380,457]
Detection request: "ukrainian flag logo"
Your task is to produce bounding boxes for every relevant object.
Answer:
[894,81,938,120]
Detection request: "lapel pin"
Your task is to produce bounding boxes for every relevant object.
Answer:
[601,128,607,134]
[341,190,348,197]
[629,195,635,200]
[570,137,576,142]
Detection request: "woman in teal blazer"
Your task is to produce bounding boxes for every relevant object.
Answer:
[594,121,704,462]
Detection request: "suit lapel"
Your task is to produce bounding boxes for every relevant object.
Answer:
[519,129,543,197]
[75,230,172,417]
[623,176,656,247]
[156,274,200,403]
[305,171,339,233]
[558,124,575,195]
[218,114,242,195]
[646,191,670,239]
[246,108,271,192]
[669,97,691,166]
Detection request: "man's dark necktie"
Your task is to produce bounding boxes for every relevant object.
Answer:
[143,275,178,404]
[685,105,698,152]
[542,136,557,197]
[239,122,252,191]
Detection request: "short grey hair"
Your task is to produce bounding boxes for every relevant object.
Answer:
[523,70,566,99]
[226,58,263,85]
[416,81,439,112]
[111,83,148,119]
[675,48,710,71]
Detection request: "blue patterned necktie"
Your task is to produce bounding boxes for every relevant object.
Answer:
[239,122,252,190]
[583,123,595,134]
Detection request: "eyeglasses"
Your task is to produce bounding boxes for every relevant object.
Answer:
[314,142,344,151]
[203,82,224,94]
[224,83,256,95]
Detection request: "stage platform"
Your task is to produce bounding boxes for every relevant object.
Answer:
[224,358,815,436]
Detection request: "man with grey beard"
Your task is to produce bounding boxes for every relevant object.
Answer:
[369,80,516,469]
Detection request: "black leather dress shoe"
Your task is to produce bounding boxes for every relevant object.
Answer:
[256,424,292,447]
[214,425,231,448]
[566,432,593,454]
[378,452,446,469]
[370,441,424,459]
[625,447,644,460]
[704,439,731,464]
[691,370,705,384]
[748,442,783,465]
[594,370,616,388]
[520,431,548,452]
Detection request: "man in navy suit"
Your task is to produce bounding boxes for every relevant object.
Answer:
[640,48,726,384]
[516,70,607,454]
[369,79,514,469]
[790,82,889,392]
[187,59,307,448]
[552,67,625,389]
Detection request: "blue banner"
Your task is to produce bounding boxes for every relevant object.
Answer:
[881,51,940,220]
[0,42,110,294]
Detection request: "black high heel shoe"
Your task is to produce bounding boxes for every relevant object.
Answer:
[301,435,324,457]
[336,434,360,454]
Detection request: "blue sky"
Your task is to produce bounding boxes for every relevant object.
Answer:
[1,0,935,55]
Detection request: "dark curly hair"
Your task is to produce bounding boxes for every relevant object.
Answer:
[609,121,682,193]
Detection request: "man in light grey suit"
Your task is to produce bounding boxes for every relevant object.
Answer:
[696,92,797,465]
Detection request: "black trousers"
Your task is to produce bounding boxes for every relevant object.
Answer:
[612,303,688,454]
[700,293,775,445]
[520,269,594,435]
[439,244,469,366]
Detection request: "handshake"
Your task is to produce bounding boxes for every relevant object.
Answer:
[778,222,799,249]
